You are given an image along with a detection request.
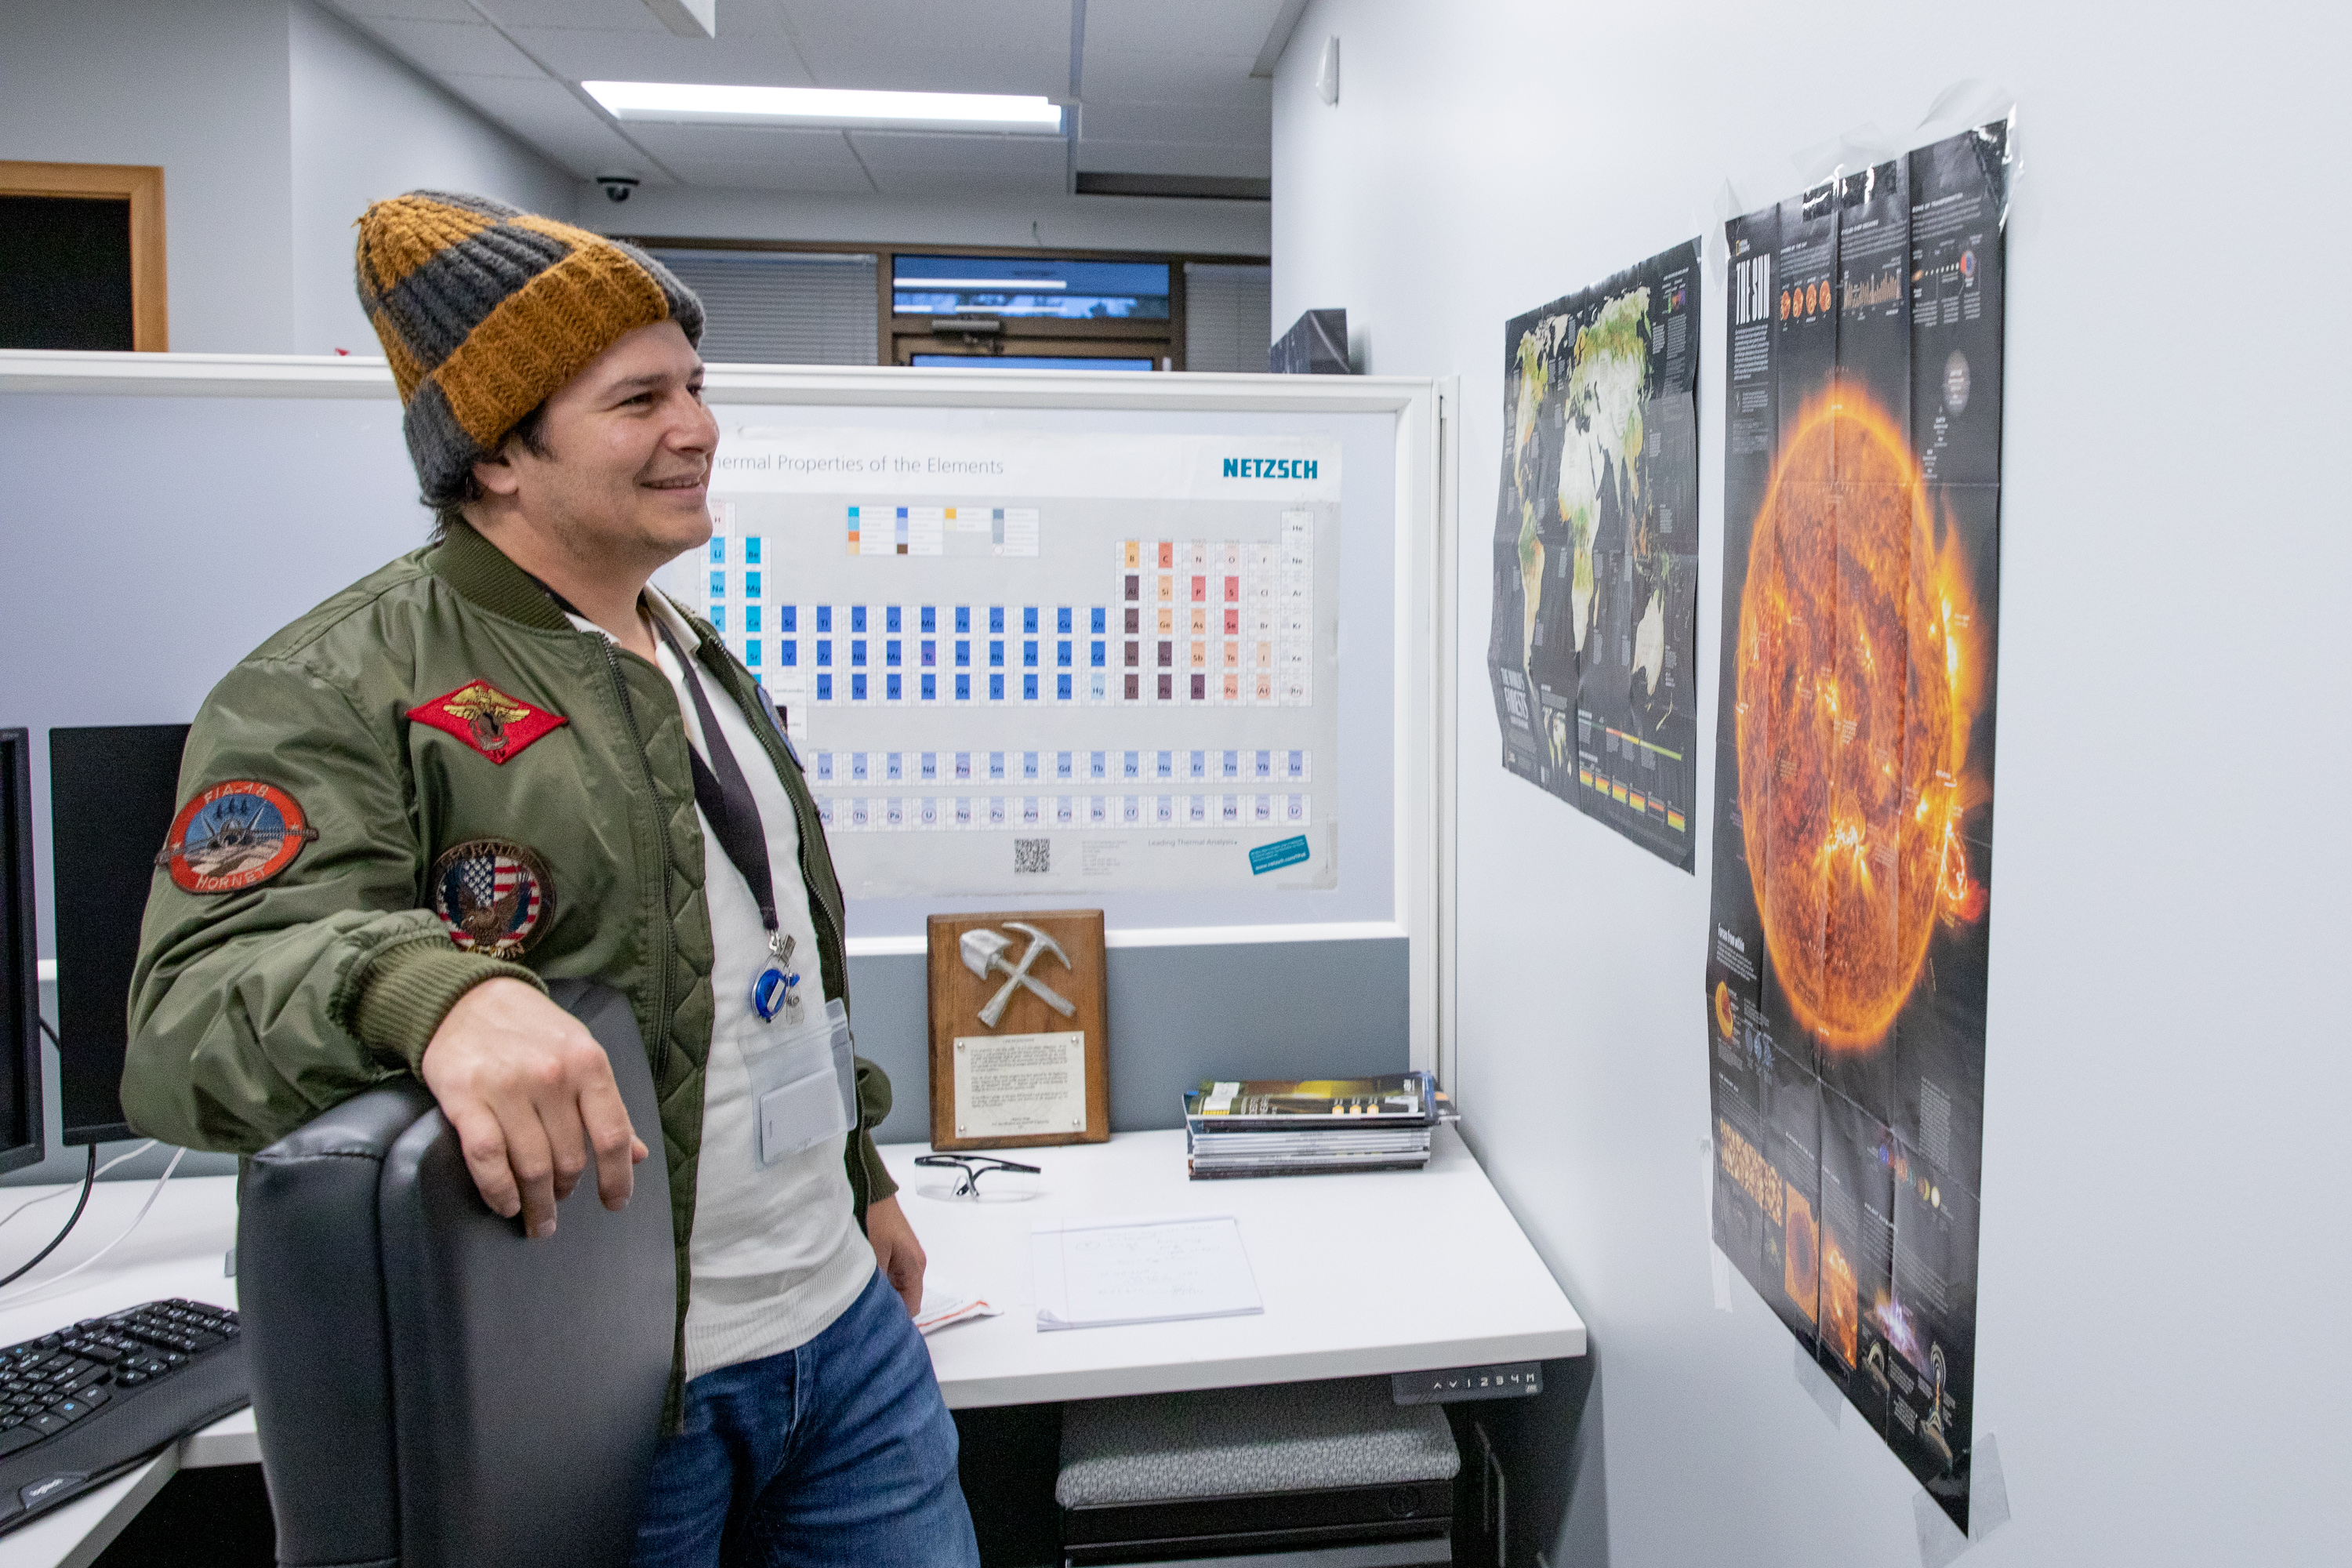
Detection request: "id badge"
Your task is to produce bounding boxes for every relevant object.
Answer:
[745,1012,850,1167]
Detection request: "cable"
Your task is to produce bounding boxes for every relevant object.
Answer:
[0,1014,184,1299]
[0,1019,155,1243]
[0,1019,76,1232]
[0,1145,96,1290]
[0,1146,186,1306]
[0,1141,158,1237]
[0,1186,68,1235]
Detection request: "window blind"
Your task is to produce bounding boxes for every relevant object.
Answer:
[1182,263,1272,372]
[648,250,879,366]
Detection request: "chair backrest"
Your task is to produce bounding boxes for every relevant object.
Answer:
[239,979,675,1568]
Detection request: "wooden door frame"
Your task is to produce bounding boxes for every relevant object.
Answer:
[0,162,168,350]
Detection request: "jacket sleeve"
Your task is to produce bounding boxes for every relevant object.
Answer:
[124,656,539,1155]
[845,1054,897,1227]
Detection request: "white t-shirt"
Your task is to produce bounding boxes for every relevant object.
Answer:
[574,597,874,1381]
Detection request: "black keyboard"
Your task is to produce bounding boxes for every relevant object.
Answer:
[0,1299,250,1533]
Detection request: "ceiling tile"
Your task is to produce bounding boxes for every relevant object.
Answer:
[474,0,673,28]
[437,74,656,177]
[623,154,875,194]
[792,45,1065,99]
[847,129,1069,197]
[1078,50,1269,107]
[1083,0,1287,60]
[1082,100,1269,147]
[782,0,1068,96]
[332,0,1281,198]
[1075,140,1268,180]
[502,26,817,84]
[622,123,873,192]
[361,16,544,78]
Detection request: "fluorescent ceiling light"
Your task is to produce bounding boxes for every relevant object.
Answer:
[583,82,1064,135]
[898,278,1069,290]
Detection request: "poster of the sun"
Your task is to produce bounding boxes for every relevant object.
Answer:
[1704,118,2011,1533]
[1487,242,1701,870]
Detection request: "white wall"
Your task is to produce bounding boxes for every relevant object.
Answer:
[580,183,1270,258]
[0,0,296,352]
[1276,3,2351,1566]
[0,0,572,355]
[289,2,575,355]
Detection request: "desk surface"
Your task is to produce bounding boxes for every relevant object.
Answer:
[880,1124,1585,1409]
[0,1127,1585,1559]
[0,1176,256,1568]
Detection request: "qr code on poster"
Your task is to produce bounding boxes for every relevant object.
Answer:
[1013,838,1051,875]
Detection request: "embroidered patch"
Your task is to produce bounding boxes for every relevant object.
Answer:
[405,681,567,764]
[155,782,317,894]
[429,838,554,958]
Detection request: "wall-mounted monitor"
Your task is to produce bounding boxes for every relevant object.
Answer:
[892,255,1171,321]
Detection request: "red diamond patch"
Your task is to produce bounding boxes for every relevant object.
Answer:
[405,680,567,764]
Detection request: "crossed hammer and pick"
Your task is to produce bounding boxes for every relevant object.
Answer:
[959,922,1078,1029]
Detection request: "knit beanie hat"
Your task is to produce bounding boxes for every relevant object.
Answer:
[354,190,705,506]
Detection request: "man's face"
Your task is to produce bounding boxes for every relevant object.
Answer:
[489,321,718,566]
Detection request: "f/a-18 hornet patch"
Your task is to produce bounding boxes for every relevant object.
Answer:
[155,781,318,894]
[405,680,567,764]
[430,838,554,958]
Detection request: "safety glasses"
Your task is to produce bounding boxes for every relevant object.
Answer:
[913,1153,1041,1198]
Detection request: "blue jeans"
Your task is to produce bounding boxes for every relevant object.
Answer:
[631,1268,980,1568]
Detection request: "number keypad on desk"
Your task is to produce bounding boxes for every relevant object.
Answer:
[0,1298,249,1534]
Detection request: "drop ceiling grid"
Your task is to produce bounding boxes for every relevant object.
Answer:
[322,0,1290,194]
[619,122,877,191]
[428,74,655,176]
[846,129,1073,196]
[1082,0,1281,60]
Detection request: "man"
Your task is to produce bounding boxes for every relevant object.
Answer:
[123,191,980,1566]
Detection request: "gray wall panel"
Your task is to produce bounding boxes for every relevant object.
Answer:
[848,936,1406,1145]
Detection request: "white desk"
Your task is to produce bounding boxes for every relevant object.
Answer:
[0,1176,254,1568]
[880,1123,1585,1409]
[0,1127,1584,1563]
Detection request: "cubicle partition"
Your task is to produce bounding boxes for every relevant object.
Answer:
[0,353,1459,1144]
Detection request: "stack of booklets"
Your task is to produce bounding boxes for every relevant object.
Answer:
[1182,1073,1451,1179]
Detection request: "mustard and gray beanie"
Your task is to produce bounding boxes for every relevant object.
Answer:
[354,190,704,506]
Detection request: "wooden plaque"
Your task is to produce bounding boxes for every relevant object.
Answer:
[926,909,1109,1150]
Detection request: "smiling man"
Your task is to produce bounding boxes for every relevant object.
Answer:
[122,192,979,1566]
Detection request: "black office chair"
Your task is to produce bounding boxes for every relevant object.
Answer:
[238,980,675,1568]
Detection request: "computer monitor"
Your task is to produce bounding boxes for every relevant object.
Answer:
[0,730,44,1174]
[48,724,189,1145]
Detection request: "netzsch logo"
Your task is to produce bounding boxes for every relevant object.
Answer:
[1222,457,1317,480]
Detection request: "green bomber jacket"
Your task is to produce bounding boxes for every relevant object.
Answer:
[124,520,894,1405]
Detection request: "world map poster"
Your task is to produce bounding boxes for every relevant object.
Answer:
[1487,242,1702,870]
[1704,118,2011,1534]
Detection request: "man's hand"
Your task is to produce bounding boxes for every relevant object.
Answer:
[419,978,648,1238]
[866,1195,927,1316]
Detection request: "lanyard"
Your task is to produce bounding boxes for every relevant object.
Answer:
[650,615,804,1025]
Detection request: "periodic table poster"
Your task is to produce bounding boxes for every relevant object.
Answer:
[657,427,1343,898]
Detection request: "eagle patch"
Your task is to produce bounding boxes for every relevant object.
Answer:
[429,838,554,958]
[405,681,566,764]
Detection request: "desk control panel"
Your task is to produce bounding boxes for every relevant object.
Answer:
[1390,1362,1543,1405]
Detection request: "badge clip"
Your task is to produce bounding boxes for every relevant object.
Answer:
[751,931,803,1024]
